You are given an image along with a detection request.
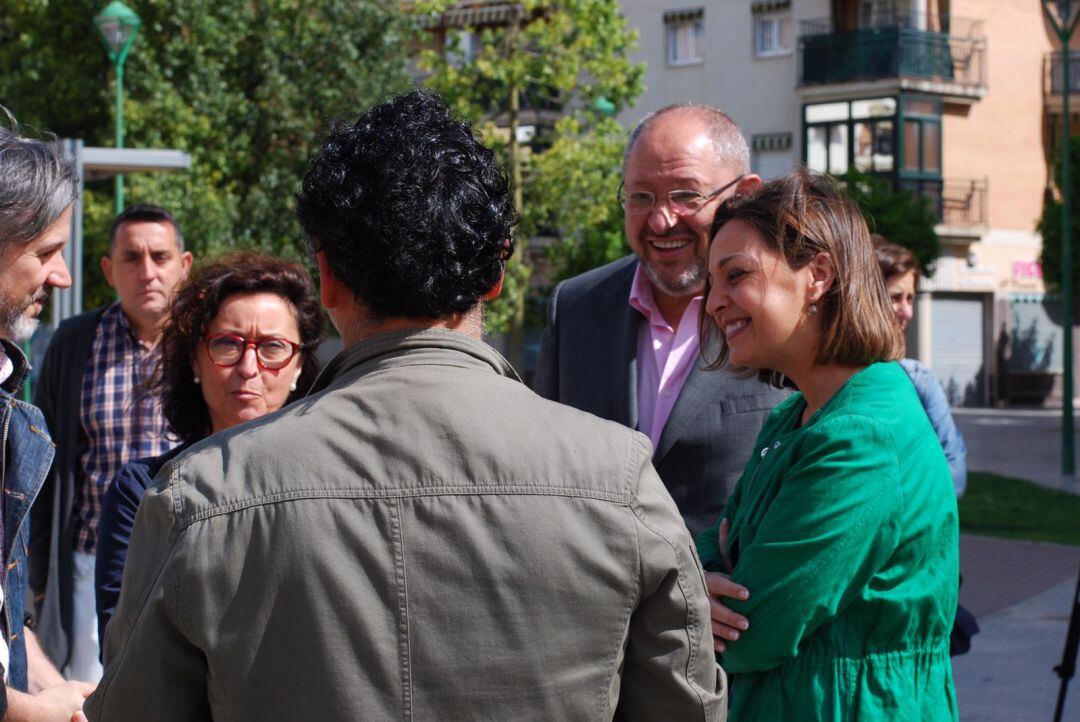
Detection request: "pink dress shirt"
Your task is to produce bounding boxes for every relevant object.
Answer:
[628,264,703,451]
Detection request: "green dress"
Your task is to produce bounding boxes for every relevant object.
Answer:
[697,362,959,721]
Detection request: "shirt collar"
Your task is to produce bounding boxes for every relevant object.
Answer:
[309,327,521,396]
[628,262,702,329]
[0,339,28,394]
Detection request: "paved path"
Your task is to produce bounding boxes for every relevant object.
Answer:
[954,569,1079,721]
[946,409,1080,720]
[954,408,1080,494]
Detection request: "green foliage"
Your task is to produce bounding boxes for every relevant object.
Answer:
[959,472,1080,546]
[841,170,940,276]
[528,116,628,285]
[1,0,413,310]
[1038,135,1080,294]
[415,0,644,335]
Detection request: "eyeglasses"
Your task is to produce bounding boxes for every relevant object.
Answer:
[202,333,303,370]
[617,175,745,216]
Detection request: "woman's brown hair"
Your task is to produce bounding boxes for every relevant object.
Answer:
[872,234,921,285]
[700,170,902,382]
[153,251,324,443]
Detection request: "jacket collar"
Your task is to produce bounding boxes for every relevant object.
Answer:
[0,338,29,396]
[309,327,521,396]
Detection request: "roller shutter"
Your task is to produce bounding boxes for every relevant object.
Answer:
[930,293,987,406]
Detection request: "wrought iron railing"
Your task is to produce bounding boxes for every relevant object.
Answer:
[1045,51,1080,95]
[797,4,985,88]
[896,177,986,227]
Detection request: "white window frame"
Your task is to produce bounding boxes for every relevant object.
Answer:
[665,12,704,66]
[753,12,793,58]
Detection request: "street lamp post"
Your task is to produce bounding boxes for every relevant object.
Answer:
[93,1,141,215]
[1044,0,1080,477]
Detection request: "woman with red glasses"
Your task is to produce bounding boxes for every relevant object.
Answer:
[94,251,323,642]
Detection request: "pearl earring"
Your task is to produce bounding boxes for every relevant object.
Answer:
[289,380,298,392]
[809,303,818,316]
[193,375,200,384]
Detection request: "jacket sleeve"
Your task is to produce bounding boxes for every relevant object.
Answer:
[95,462,151,652]
[719,417,902,674]
[532,281,562,400]
[617,438,726,721]
[85,467,210,721]
[917,370,967,497]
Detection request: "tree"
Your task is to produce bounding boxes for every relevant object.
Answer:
[842,170,940,276]
[1038,135,1080,295]
[0,0,412,309]
[415,0,644,361]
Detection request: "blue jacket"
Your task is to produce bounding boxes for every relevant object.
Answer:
[0,340,54,695]
[900,358,967,497]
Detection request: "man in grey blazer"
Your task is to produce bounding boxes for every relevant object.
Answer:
[535,104,789,538]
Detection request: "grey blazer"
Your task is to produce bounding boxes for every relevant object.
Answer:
[534,256,790,537]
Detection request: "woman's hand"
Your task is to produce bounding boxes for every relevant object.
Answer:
[707,519,750,652]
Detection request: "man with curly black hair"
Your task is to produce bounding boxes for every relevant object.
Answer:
[87,89,726,721]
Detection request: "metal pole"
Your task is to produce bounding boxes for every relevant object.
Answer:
[1064,39,1075,476]
[114,61,125,215]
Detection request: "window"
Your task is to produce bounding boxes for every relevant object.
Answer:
[901,95,943,176]
[752,1,792,57]
[664,9,704,66]
[754,13,793,57]
[446,29,482,67]
[804,97,898,176]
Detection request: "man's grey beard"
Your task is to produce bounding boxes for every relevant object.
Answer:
[0,292,44,343]
[641,256,708,298]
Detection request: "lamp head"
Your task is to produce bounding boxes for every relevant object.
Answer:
[94,0,141,65]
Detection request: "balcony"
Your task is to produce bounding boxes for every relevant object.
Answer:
[898,177,987,236]
[1044,51,1080,115]
[797,6,986,102]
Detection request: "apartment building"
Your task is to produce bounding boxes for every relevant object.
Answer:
[619,0,1057,406]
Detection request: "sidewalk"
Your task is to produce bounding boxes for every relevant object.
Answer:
[954,408,1080,495]
[950,407,1080,720]
[954,536,1079,721]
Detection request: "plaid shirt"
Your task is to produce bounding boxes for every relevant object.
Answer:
[74,303,176,553]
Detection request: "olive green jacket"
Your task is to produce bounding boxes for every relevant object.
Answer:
[87,328,725,721]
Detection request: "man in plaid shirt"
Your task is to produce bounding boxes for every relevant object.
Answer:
[31,204,192,683]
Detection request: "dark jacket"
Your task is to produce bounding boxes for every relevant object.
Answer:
[88,329,726,721]
[534,256,790,536]
[30,307,107,669]
[0,340,55,702]
[95,443,190,647]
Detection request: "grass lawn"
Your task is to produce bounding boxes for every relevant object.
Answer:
[960,471,1080,546]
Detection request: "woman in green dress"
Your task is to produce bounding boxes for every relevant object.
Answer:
[696,171,959,721]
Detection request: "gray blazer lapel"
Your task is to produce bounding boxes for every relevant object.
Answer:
[620,301,639,431]
[653,359,729,463]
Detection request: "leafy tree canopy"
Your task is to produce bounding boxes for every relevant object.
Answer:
[841,169,940,277]
[1,0,413,309]
[1038,135,1080,295]
[415,0,644,339]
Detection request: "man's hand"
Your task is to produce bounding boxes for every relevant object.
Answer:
[706,519,750,653]
[25,629,65,693]
[4,680,95,722]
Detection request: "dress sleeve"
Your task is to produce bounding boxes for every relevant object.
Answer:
[720,416,903,674]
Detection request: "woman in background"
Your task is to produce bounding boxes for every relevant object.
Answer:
[697,171,959,721]
[873,237,967,496]
[95,251,322,643]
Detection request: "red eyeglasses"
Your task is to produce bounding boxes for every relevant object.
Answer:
[202,333,303,370]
